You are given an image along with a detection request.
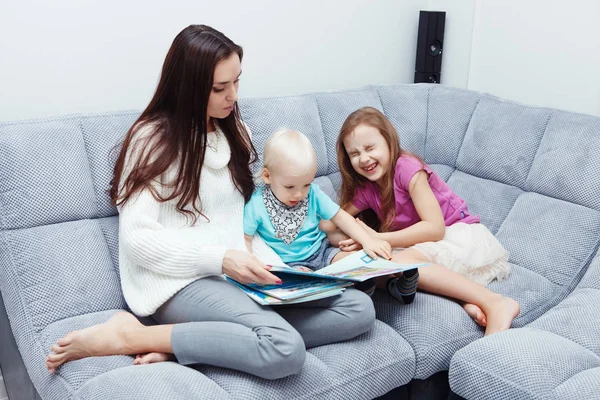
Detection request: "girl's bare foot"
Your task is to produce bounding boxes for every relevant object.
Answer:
[463,303,487,327]
[482,297,520,336]
[46,311,143,373]
[134,352,173,365]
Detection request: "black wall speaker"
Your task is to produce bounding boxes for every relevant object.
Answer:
[414,11,446,84]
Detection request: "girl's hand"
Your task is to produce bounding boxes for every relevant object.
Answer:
[361,239,392,260]
[325,229,351,247]
[294,266,313,272]
[223,250,282,285]
[338,238,363,252]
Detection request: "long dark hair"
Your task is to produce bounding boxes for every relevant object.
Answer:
[110,25,257,223]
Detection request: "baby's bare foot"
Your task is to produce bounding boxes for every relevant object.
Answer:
[46,311,143,373]
[483,297,520,336]
[463,303,487,327]
[134,352,173,365]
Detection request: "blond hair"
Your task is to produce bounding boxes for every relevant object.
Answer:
[262,129,317,175]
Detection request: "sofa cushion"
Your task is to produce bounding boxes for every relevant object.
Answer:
[526,110,600,211]
[43,312,415,400]
[486,264,560,328]
[76,362,229,400]
[0,118,98,229]
[42,311,136,392]
[376,84,428,157]
[373,290,483,379]
[425,86,480,166]
[1,220,125,333]
[312,176,336,202]
[449,328,600,400]
[197,320,415,399]
[456,96,551,189]
[315,88,383,175]
[446,171,522,235]
[239,95,329,177]
[79,112,140,218]
[552,367,600,400]
[527,288,600,354]
[578,252,600,289]
[428,164,454,182]
[495,193,600,289]
[449,254,600,399]
[373,260,559,379]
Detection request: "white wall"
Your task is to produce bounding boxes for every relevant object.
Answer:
[1,1,599,120]
[0,0,427,121]
[468,0,600,115]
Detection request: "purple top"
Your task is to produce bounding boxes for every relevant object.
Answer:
[352,155,480,231]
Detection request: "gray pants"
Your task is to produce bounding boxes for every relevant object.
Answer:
[152,276,375,380]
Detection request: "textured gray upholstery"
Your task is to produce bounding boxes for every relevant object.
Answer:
[2,84,599,399]
[450,253,600,400]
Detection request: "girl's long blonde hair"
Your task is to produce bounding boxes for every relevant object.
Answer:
[336,107,421,232]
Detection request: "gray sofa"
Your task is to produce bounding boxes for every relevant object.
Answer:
[1,84,599,400]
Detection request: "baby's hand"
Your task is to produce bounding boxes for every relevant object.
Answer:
[362,239,392,260]
[356,218,378,236]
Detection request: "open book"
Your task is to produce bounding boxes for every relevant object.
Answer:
[270,250,428,282]
[229,250,428,305]
[227,278,350,306]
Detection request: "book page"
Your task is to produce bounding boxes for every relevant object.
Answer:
[316,250,427,281]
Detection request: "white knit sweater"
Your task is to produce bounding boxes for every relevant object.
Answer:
[118,125,281,316]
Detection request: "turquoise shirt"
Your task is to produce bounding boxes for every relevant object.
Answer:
[244,183,341,263]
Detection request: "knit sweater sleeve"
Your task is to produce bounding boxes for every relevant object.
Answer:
[118,190,226,278]
[117,123,226,278]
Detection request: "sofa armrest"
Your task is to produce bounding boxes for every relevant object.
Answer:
[449,328,600,400]
[0,291,42,400]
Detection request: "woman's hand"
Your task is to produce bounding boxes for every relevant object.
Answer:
[222,250,281,285]
[361,238,392,260]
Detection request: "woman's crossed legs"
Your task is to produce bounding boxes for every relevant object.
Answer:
[46,276,375,379]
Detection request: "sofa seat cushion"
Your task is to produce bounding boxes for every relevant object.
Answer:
[43,312,415,399]
[449,328,600,400]
[552,367,600,400]
[373,262,559,379]
[526,288,600,355]
[448,256,600,400]
[193,320,415,400]
[374,290,483,380]
[76,362,229,400]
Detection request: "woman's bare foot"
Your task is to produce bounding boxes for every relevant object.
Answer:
[134,352,173,365]
[482,297,520,336]
[46,311,144,373]
[463,303,487,327]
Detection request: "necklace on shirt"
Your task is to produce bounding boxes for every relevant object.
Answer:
[207,132,220,152]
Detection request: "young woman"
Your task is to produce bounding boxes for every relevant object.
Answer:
[45,25,375,380]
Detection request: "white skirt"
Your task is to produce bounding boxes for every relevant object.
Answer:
[411,223,511,286]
